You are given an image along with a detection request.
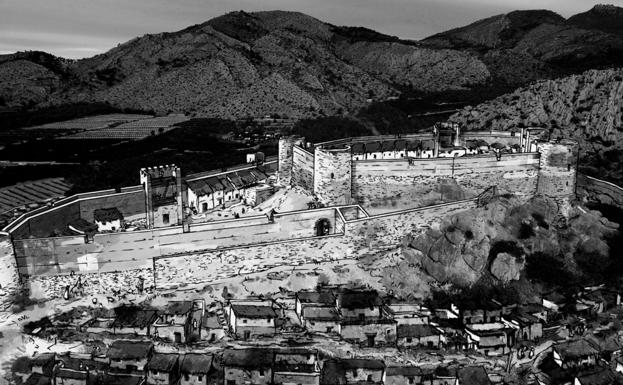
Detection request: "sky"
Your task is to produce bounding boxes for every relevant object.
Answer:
[1,0,622,59]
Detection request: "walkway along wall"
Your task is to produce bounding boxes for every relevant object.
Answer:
[154,199,478,289]
[577,174,623,207]
[352,153,540,212]
[6,186,146,239]
[12,207,343,277]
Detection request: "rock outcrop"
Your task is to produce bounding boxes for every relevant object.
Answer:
[401,195,618,287]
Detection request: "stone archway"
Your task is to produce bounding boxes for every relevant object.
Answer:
[314,218,332,236]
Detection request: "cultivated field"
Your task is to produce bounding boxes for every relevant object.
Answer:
[60,114,188,140]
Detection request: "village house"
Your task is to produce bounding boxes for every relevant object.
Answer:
[432,367,459,385]
[385,366,429,385]
[460,300,503,325]
[295,290,337,321]
[337,290,383,320]
[503,311,543,342]
[93,207,124,232]
[54,353,108,385]
[574,367,623,385]
[553,339,601,369]
[464,323,515,356]
[222,349,273,385]
[30,353,56,377]
[301,306,341,334]
[107,340,153,374]
[351,143,366,161]
[80,308,117,334]
[152,301,194,343]
[396,324,443,349]
[382,303,430,325]
[146,353,179,385]
[365,142,382,160]
[273,349,320,385]
[340,317,397,347]
[23,373,52,385]
[201,311,225,342]
[179,354,213,385]
[227,302,279,340]
[98,374,144,385]
[517,303,550,323]
[322,358,385,385]
[111,307,158,336]
[457,366,491,385]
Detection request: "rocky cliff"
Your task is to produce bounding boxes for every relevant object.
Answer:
[393,195,618,291]
[449,68,623,183]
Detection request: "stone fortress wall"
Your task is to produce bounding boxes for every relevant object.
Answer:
[0,126,584,301]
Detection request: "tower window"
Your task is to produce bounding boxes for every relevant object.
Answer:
[330,172,334,179]
[163,214,170,225]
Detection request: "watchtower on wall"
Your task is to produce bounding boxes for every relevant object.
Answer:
[536,139,579,200]
[140,165,183,228]
[314,145,352,206]
[278,135,305,186]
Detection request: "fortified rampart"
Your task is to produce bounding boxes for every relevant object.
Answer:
[6,186,146,239]
[351,153,540,211]
[0,128,582,302]
[314,146,352,206]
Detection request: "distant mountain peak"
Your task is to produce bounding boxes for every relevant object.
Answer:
[591,4,622,13]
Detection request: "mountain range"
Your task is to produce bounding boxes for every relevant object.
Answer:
[2,4,623,118]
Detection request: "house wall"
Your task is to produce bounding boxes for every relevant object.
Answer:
[235,325,275,338]
[397,334,441,348]
[292,146,314,190]
[351,153,540,211]
[224,367,272,385]
[340,307,380,319]
[340,323,397,346]
[180,373,207,385]
[110,358,149,371]
[147,370,175,385]
[273,372,320,385]
[344,368,384,384]
[305,319,340,334]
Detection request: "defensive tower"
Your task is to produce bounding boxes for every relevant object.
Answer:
[140,164,183,228]
[313,145,352,206]
[278,135,305,186]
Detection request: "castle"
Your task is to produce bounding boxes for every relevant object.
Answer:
[0,124,579,301]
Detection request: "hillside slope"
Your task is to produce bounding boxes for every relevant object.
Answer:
[0,11,490,118]
[4,6,623,119]
[422,7,623,87]
[449,68,623,183]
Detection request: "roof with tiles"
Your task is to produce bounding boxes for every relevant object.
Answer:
[180,353,213,374]
[231,304,278,319]
[222,348,274,368]
[146,353,179,372]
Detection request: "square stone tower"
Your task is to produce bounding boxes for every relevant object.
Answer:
[140,165,183,228]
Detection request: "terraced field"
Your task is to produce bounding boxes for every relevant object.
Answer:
[23,114,154,131]
[0,178,72,226]
[60,114,188,140]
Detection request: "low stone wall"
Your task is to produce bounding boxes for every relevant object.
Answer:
[154,199,478,288]
[0,236,21,311]
[27,268,154,300]
[577,174,623,207]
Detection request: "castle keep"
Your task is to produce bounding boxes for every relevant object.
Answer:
[0,124,579,299]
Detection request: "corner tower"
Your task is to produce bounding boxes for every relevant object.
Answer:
[140,164,183,228]
[313,145,352,206]
[278,135,305,186]
[536,139,578,200]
